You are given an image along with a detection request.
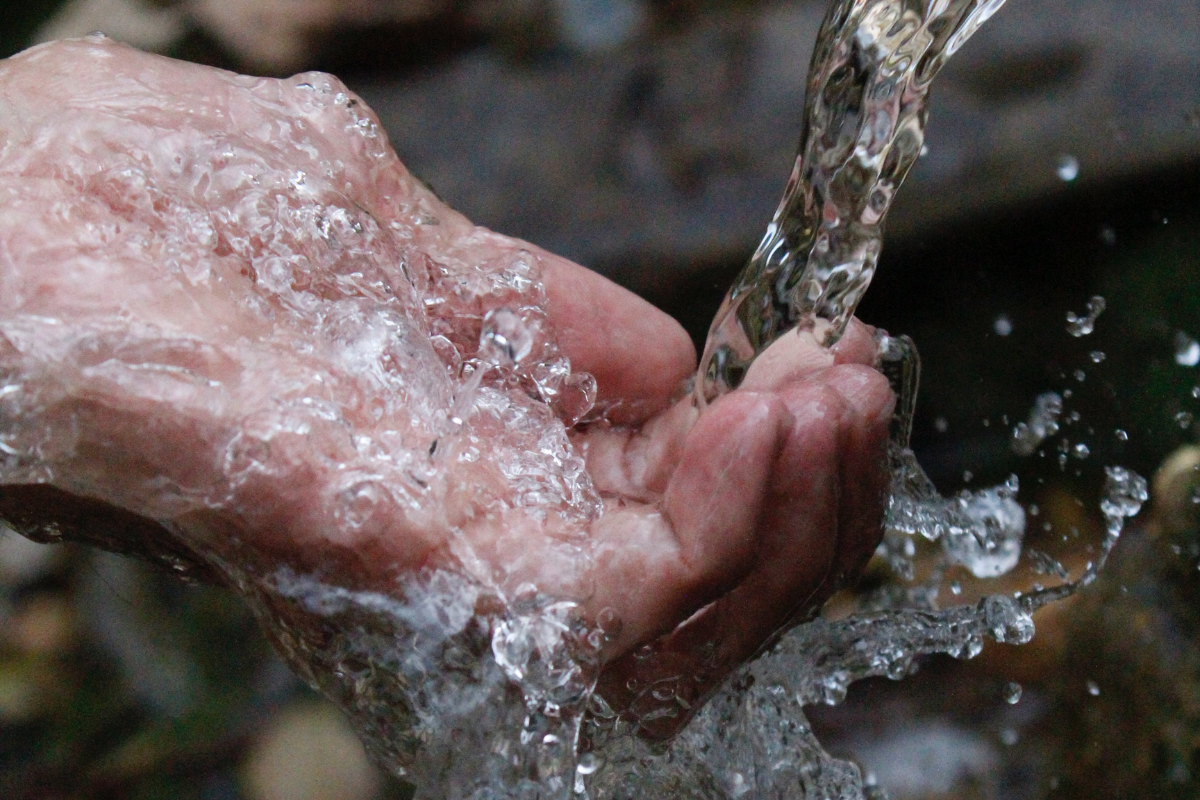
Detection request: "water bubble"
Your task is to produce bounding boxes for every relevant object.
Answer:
[1090,351,1106,363]
[1074,369,1086,382]
[949,580,962,596]
[1086,680,1101,696]
[1099,226,1117,246]
[1003,681,1023,704]
[1192,386,1200,399]
[993,315,1013,336]
[1115,429,1129,441]
[963,470,974,483]
[1177,412,1194,430]
[934,416,949,433]
[1073,443,1090,459]
[1101,466,1149,538]
[1000,728,1020,746]
[1066,296,1106,337]
[1012,392,1063,456]
[480,307,535,366]
[1056,155,1080,182]
[1175,332,1200,367]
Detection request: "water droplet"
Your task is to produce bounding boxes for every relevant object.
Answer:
[1086,680,1101,696]
[963,470,974,483]
[1101,466,1149,538]
[1003,681,1023,704]
[1074,369,1086,382]
[1056,154,1079,182]
[993,315,1013,336]
[1066,296,1106,337]
[1000,727,1020,746]
[1090,351,1106,363]
[480,308,535,366]
[949,580,962,596]
[1115,429,1129,441]
[1073,443,1090,459]
[935,416,949,433]
[1099,226,1117,246]
[1177,412,1194,430]
[1192,386,1200,399]
[1175,332,1200,366]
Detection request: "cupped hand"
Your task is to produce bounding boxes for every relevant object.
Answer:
[0,38,893,738]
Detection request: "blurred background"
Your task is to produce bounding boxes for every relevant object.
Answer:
[1,0,1199,798]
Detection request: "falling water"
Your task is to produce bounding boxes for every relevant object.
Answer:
[698,0,1007,403]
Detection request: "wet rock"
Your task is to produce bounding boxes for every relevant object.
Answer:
[242,702,380,800]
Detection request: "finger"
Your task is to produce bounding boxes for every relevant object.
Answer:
[739,328,834,393]
[594,381,841,733]
[831,318,881,368]
[583,390,787,654]
[596,365,893,737]
[822,364,895,586]
[574,396,696,501]
[540,253,697,425]
[739,317,881,394]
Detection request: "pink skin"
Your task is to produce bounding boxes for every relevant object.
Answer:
[0,39,893,738]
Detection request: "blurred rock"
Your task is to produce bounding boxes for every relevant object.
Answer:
[351,0,1200,295]
[185,0,442,73]
[0,528,62,588]
[37,0,444,73]
[850,720,1000,800]
[242,702,380,800]
[78,552,199,716]
[36,0,185,52]
[1151,444,1200,538]
[6,594,75,655]
[554,0,647,52]
[0,664,42,725]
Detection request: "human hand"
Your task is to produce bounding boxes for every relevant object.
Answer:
[0,38,893,740]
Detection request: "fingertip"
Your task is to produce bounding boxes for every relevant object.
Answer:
[823,363,894,587]
[822,363,896,432]
[831,318,882,368]
[739,328,834,392]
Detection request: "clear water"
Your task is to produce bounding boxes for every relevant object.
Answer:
[697,0,1008,404]
[0,11,1152,800]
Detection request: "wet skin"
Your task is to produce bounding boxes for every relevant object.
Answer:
[0,39,893,738]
